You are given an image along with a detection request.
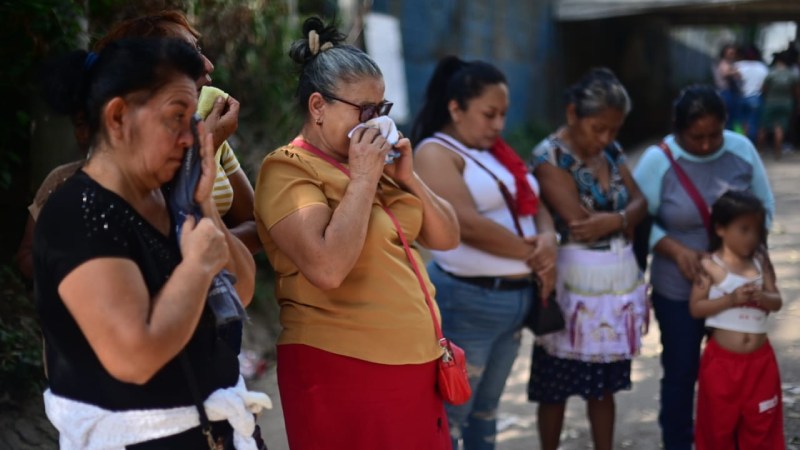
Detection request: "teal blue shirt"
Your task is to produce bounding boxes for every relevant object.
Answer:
[633,130,774,301]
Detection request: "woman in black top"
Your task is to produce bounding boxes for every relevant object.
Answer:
[34,38,263,449]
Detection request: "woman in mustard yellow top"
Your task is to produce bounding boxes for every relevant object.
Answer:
[254,17,459,450]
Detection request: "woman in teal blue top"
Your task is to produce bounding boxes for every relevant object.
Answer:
[633,85,774,450]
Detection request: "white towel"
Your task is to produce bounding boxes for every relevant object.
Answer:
[347,116,401,163]
[44,376,272,450]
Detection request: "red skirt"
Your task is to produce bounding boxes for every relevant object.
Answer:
[277,344,452,450]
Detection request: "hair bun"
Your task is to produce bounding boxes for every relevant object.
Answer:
[289,17,345,66]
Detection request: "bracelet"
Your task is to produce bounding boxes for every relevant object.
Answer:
[617,210,628,231]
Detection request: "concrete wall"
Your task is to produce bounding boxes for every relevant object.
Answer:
[370,1,799,147]
[371,0,673,145]
[372,0,560,137]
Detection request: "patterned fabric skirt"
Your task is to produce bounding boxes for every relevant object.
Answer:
[527,344,632,403]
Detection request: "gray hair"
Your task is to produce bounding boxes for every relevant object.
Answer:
[289,17,382,114]
[566,67,631,117]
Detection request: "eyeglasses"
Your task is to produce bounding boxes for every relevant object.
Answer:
[322,93,393,123]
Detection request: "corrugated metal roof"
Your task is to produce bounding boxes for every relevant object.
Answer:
[555,0,761,21]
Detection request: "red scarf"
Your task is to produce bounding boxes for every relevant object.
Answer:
[489,138,538,216]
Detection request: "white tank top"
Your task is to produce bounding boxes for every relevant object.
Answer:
[706,254,768,334]
[420,132,539,277]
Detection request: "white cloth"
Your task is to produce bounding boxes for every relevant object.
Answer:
[347,116,400,144]
[347,116,401,164]
[706,255,768,333]
[44,376,272,450]
[422,132,540,277]
[735,60,769,97]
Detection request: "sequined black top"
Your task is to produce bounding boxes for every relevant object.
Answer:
[33,170,239,411]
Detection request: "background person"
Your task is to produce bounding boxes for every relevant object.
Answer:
[760,51,800,159]
[734,45,768,143]
[254,17,459,450]
[93,10,258,253]
[412,55,558,450]
[713,44,741,130]
[35,37,262,449]
[527,68,648,450]
[633,85,774,450]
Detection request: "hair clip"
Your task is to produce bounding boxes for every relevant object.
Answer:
[309,30,320,55]
[309,30,333,56]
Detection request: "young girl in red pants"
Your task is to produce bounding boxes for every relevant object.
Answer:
[690,190,784,450]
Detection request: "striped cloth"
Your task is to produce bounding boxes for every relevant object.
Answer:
[213,141,241,217]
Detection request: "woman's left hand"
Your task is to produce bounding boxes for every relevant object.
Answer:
[382,136,414,186]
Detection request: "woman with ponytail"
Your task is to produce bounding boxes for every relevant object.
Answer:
[527,68,648,450]
[254,17,458,449]
[413,56,558,450]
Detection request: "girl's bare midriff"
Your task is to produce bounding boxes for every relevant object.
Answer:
[712,328,768,353]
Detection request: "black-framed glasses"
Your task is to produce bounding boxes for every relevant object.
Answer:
[322,93,393,123]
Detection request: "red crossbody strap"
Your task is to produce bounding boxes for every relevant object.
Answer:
[290,138,445,342]
[381,205,445,342]
[658,141,711,232]
[292,138,351,175]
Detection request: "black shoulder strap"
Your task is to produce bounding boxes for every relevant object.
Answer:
[180,352,222,449]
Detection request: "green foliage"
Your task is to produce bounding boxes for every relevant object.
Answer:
[194,0,303,170]
[0,0,85,190]
[0,266,44,401]
[505,121,551,161]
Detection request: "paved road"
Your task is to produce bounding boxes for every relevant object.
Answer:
[252,149,800,450]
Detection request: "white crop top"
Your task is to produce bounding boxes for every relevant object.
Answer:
[420,133,539,277]
[706,255,768,334]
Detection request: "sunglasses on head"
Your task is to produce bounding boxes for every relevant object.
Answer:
[322,93,393,123]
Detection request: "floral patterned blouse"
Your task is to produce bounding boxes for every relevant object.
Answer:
[530,135,629,244]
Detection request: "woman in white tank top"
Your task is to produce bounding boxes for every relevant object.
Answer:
[412,56,558,450]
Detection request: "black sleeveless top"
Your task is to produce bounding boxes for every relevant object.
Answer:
[33,170,239,412]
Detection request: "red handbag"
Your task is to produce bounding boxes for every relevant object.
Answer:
[436,337,471,405]
[291,138,472,405]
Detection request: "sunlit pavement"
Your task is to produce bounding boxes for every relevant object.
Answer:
[252,149,800,450]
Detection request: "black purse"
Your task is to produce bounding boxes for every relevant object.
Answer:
[524,282,565,336]
[435,135,565,335]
